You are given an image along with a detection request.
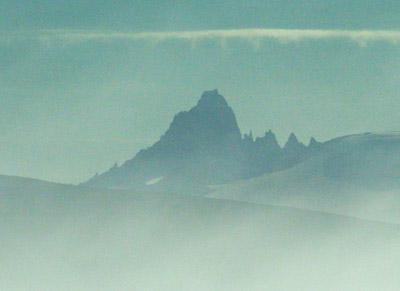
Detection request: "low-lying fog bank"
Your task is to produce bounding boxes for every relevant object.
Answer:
[1,175,400,290]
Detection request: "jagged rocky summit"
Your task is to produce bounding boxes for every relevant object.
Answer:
[83,90,319,191]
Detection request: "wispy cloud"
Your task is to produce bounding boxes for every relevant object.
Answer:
[3,28,400,46]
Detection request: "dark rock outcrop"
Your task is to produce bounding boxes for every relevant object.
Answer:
[83,90,318,192]
[84,90,245,191]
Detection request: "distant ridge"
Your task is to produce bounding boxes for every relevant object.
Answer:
[210,132,400,223]
[83,90,318,191]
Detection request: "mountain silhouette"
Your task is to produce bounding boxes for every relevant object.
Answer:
[83,90,316,191]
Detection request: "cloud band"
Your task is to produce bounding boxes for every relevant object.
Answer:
[3,28,400,46]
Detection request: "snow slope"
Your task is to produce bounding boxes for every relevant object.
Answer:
[210,132,400,223]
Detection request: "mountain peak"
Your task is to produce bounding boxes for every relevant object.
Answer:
[197,89,229,109]
[84,91,314,190]
[308,137,321,148]
[264,129,277,140]
[163,90,241,144]
[244,131,254,142]
[287,133,299,143]
[284,133,307,154]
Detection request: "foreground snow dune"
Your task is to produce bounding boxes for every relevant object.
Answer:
[1,174,400,290]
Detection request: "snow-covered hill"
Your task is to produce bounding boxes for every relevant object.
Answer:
[210,132,400,223]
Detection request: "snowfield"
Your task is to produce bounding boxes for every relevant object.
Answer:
[145,176,164,186]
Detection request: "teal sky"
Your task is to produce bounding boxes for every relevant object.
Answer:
[1,1,400,183]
